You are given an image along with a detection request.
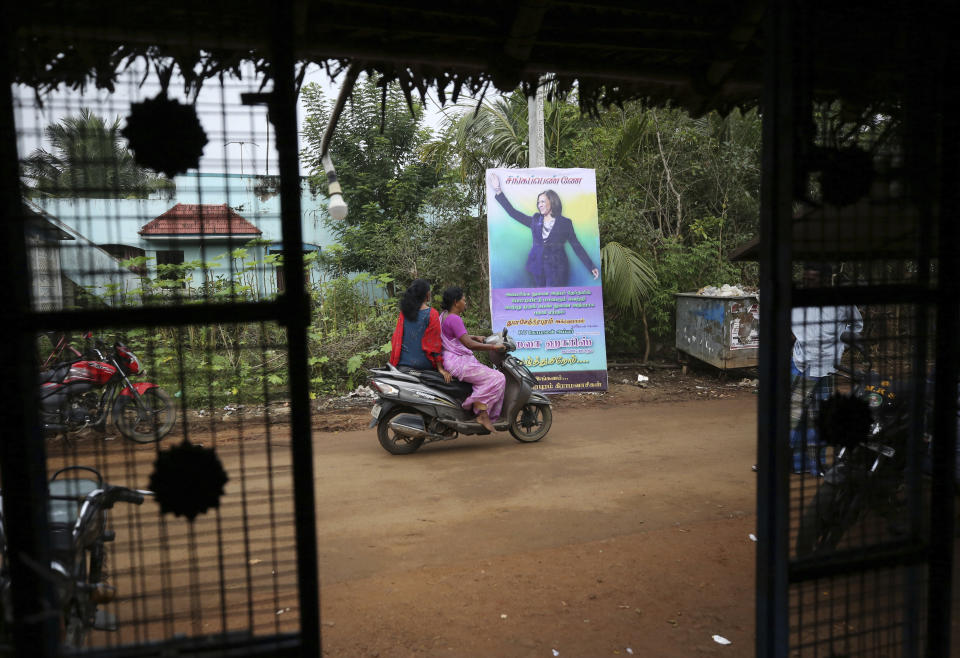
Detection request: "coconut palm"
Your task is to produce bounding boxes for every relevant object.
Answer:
[421,86,583,206]
[600,241,658,362]
[22,109,174,198]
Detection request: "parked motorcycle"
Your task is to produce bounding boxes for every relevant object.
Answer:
[38,334,176,443]
[368,329,552,454]
[795,333,917,556]
[0,466,151,648]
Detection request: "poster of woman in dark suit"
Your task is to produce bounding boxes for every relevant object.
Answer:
[487,171,600,288]
[485,167,607,393]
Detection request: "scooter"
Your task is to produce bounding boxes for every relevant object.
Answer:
[368,329,553,454]
[0,466,151,648]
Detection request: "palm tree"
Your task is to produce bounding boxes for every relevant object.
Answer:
[421,87,583,207]
[22,109,174,198]
[600,241,658,362]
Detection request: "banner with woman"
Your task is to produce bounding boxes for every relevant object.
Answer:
[486,167,608,393]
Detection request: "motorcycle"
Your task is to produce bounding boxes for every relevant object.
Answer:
[795,333,917,556]
[38,334,177,443]
[367,329,553,454]
[0,467,151,648]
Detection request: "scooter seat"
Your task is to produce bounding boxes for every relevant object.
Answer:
[403,368,474,401]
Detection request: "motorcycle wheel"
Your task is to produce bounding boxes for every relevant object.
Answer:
[114,388,177,443]
[377,407,426,455]
[509,404,552,443]
[795,481,860,557]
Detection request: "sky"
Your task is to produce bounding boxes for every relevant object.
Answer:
[13,62,459,179]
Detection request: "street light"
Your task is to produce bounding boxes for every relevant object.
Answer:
[322,152,349,221]
[319,64,360,221]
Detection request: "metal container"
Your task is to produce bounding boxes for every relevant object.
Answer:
[675,293,760,371]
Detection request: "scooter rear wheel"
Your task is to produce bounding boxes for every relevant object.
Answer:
[377,407,426,455]
[509,404,552,443]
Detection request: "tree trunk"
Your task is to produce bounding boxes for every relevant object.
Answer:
[641,307,651,364]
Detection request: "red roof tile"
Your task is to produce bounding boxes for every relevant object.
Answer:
[140,204,262,236]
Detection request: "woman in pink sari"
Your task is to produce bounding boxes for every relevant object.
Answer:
[439,286,506,432]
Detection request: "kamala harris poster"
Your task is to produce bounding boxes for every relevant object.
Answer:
[486,167,608,393]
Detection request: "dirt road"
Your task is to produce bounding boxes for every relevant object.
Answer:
[316,393,758,657]
[55,378,759,656]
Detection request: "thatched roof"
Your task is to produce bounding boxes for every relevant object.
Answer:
[9,0,945,115]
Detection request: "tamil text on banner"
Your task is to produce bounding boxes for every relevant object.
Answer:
[486,167,607,393]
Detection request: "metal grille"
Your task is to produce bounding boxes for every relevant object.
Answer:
[1,5,319,655]
[786,300,933,656]
[756,3,957,656]
[37,324,302,647]
[790,567,929,656]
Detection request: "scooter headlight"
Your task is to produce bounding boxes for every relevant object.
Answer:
[370,380,398,396]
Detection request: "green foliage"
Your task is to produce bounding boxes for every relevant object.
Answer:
[645,238,744,340]
[421,87,585,208]
[49,89,765,408]
[600,241,657,317]
[574,103,760,255]
[21,108,175,199]
[301,75,442,276]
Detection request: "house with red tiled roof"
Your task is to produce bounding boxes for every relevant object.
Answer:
[137,203,271,290]
[139,204,263,238]
[30,173,338,300]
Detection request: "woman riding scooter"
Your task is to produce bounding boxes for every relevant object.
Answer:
[389,279,452,383]
[440,286,506,432]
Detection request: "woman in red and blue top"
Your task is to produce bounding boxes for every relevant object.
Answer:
[389,279,452,382]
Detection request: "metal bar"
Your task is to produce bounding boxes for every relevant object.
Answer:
[904,16,936,653]
[74,632,303,657]
[792,284,939,308]
[927,33,957,656]
[270,1,321,656]
[755,1,794,656]
[25,300,292,332]
[0,6,59,655]
[789,541,929,582]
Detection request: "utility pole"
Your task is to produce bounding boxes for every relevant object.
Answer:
[528,76,547,168]
[225,140,260,176]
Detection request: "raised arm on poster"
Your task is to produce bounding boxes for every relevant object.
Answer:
[487,171,599,288]
[485,167,608,393]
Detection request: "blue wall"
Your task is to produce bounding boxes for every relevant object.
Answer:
[33,173,336,296]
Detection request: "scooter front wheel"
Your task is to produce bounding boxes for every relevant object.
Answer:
[377,407,426,455]
[509,404,552,443]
